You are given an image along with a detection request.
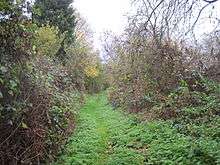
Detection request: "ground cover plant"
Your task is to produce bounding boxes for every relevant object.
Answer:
[54,93,220,165]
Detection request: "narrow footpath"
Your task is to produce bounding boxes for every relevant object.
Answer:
[54,93,146,165]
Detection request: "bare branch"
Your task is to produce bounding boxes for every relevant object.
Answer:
[185,3,210,35]
[203,0,219,3]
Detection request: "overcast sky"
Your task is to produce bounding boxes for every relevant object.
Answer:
[74,0,220,51]
[74,0,132,50]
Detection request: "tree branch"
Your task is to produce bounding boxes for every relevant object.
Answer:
[203,0,219,3]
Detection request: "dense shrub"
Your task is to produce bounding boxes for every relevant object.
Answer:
[106,41,220,163]
[104,1,220,164]
[29,56,83,161]
[106,39,186,112]
[0,27,81,164]
[0,1,90,164]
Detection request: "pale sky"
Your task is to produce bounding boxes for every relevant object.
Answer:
[73,0,220,51]
[74,0,132,50]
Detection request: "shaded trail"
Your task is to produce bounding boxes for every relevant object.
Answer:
[54,93,146,165]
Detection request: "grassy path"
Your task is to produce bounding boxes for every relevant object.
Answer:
[54,93,146,165]
[54,93,220,165]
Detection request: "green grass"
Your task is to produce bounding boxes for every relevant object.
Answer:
[53,93,145,165]
[53,93,220,165]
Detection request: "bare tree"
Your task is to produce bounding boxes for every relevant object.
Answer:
[129,0,220,43]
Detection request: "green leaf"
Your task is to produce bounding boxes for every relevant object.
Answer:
[16,0,22,4]
[0,66,7,73]
[0,78,3,84]
[21,122,28,129]
[0,91,3,99]
[9,80,17,89]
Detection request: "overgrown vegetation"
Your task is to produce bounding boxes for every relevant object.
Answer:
[103,0,220,164]
[54,93,220,165]
[0,0,103,164]
[1,0,220,164]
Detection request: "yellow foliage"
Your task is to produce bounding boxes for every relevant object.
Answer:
[84,66,99,78]
[34,25,64,57]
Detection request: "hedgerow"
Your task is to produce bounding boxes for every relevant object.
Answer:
[0,1,103,164]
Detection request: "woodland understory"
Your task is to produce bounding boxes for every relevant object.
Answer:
[0,0,220,164]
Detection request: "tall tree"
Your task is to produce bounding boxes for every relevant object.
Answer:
[33,0,76,62]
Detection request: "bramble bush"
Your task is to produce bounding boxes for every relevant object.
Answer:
[0,1,100,164]
[104,2,220,163]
